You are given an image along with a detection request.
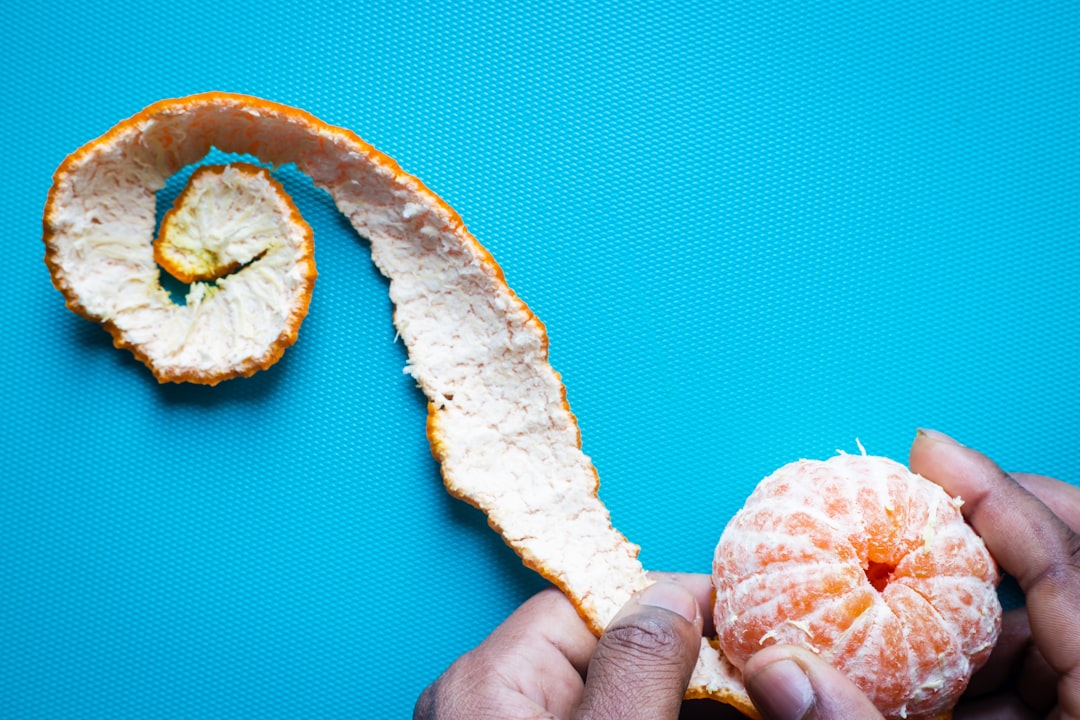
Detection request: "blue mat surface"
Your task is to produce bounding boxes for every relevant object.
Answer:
[3,3,1078,717]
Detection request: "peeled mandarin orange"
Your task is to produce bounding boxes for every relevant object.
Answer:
[712,452,1002,719]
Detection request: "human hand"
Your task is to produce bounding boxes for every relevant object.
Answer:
[738,430,1080,720]
[414,574,744,719]
[909,429,1080,719]
[416,430,1079,720]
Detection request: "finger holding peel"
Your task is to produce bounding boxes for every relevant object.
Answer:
[574,582,703,720]
[645,572,716,637]
[910,429,1080,720]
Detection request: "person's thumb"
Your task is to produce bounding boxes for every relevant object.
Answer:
[572,581,703,720]
[744,645,886,720]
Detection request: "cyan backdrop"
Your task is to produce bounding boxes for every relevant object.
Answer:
[3,2,1077,717]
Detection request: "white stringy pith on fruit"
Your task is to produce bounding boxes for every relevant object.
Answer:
[713,453,1002,720]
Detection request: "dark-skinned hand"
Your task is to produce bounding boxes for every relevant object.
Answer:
[416,430,1079,719]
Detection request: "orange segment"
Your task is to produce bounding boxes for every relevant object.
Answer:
[884,582,967,715]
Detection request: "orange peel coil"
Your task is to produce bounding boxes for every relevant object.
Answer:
[42,91,665,681]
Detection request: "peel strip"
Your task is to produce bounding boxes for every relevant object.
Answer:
[43,92,752,713]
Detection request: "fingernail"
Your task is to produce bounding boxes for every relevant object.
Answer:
[636,581,699,623]
[916,428,962,446]
[746,659,813,720]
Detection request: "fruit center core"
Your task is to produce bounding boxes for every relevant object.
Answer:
[865,560,895,592]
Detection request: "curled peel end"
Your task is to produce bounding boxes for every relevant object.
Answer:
[44,100,318,385]
[154,162,304,285]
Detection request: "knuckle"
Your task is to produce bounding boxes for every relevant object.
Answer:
[1035,559,1080,595]
[601,613,691,663]
[412,651,492,720]
[1029,528,1080,590]
[412,683,438,719]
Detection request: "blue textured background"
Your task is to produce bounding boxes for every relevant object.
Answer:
[3,2,1078,717]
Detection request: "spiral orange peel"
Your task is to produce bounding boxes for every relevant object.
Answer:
[44,94,999,718]
[43,89,679,691]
